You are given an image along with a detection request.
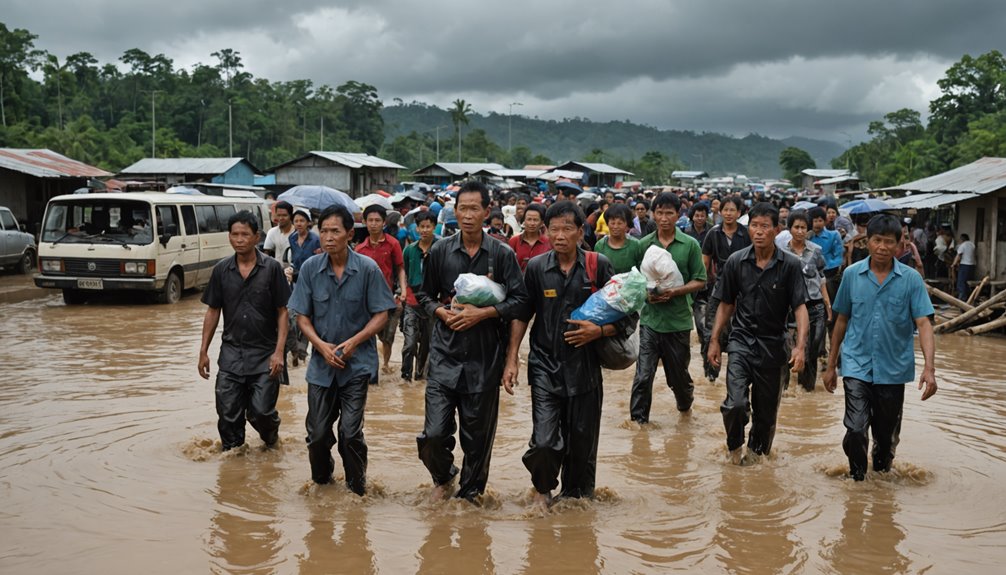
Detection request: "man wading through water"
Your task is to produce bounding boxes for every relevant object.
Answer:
[504,200,634,512]
[417,181,528,503]
[198,211,290,451]
[708,202,809,465]
[288,205,396,495]
[824,214,937,481]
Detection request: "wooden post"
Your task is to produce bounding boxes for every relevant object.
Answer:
[926,284,973,312]
[966,276,989,306]
[963,313,1006,335]
[935,287,1006,333]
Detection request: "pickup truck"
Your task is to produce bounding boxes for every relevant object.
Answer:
[0,206,37,273]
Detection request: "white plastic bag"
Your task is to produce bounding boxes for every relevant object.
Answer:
[640,245,684,292]
[453,273,506,306]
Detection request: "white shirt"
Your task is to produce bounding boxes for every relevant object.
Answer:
[957,241,976,265]
[263,226,292,267]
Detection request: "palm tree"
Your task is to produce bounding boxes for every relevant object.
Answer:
[450,99,473,162]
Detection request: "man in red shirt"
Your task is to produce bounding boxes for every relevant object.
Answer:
[356,205,408,379]
[508,203,550,273]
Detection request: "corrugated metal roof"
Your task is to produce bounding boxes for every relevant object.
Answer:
[0,148,111,178]
[878,157,1006,196]
[120,157,251,175]
[802,169,850,178]
[413,162,505,176]
[885,192,981,210]
[672,170,708,178]
[558,161,633,175]
[309,151,405,170]
[817,174,861,185]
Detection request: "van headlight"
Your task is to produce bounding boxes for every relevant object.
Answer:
[41,259,63,272]
[122,260,155,276]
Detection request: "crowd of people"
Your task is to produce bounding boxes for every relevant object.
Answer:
[196,179,939,510]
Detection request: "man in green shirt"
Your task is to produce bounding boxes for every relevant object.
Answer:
[630,192,707,423]
[401,211,438,381]
[594,203,641,275]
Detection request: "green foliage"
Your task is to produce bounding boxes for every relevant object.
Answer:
[779,146,816,182]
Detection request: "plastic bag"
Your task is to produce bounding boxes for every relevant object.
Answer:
[453,273,506,306]
[640,245,684,292]
[596,326,639,370]
[571,267,648,324]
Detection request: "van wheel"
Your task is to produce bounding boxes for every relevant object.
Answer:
[16,250,35,274]
[62,289,88,305]
[157,271,183,304]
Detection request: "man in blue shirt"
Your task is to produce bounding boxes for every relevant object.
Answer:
[824,214,937,481]
[288,205,397,495]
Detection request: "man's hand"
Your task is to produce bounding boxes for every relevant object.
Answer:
[332,339,358,369]
[198,352,211,380]
[318,342,342,368]
[823,367,838,394]
[444,303,492,332]
[269,350,284,378]
[502,358,519,395]
[647,289,673,304]
[919,366,938,401]
[564,319,603,347]
[789,345,806,374]
[707,339,721,369]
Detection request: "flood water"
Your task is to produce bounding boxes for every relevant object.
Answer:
[2,290,1005,574]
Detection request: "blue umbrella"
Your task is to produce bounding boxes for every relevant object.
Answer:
[791,200,818,211]
[555,181,584,194]
[277,185,360,213]
[845,198,893,214]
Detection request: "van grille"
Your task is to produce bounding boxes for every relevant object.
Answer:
[63,258,122,277]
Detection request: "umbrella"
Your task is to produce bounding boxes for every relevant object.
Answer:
[355,193,393,211]
[556,181,584,194]
[845,199,893,215]
[791,201,818,211]
[277,185,360,213]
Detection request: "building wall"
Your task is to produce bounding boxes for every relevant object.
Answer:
[0,169,29,220]
[961,190,1006,280]
[212,162,256,186]
[275,157,352,191]
[0,169,87,234]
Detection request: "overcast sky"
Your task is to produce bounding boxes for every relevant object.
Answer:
[7,0,1006,142]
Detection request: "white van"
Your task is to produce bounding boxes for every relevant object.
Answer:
[34,192,273,304]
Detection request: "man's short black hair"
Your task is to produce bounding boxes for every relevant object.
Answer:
[722,195,744,212]
[544,200,585,228]
[605,203,634,225]
[274,200,294,216]
[414,211,437,226]
[634,199,650,211]
[522,203,545,222]
[690,202,709,217]
[363,204,387,221]
[961,233,970,241]
[489,209,504,223]
[458,180,491,208]
[228,210,259,234]
[866,214,902,239]
[808,206,827,222]
[787,209,810,230]
[748,202,779,227]
[318,204,355,232]
[652,191,682,212]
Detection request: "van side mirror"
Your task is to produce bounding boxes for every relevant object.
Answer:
[19,223,27,232]
[159,224,178,246]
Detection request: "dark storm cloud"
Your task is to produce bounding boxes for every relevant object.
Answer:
[5,0,1005,139]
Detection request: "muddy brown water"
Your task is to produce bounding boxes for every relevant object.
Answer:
[1,291,1004,574]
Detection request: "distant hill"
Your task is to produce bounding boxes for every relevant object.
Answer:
[382,103,845,179]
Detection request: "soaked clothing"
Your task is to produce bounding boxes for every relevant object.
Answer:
[715,246,808,454]
[401,304,432,380]
[516,249,627,497]
[288,250,397,389]
[202,251,290,450]
[637,231,706,333]
[630,328,693,421]
[305,374,369,494]
[701,224,750,379]
[781,241,826,302]
[842,377,904,481]
[415,232,527,499]
[781,300,827,391]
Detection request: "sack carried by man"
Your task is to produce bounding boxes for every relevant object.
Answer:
[575,252,644,370]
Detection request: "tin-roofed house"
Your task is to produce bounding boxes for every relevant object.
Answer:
[0,148,112,234]
[411,162,506,187]
[118,157,260,187]
[269,151,406,198]
[552,161,634,188]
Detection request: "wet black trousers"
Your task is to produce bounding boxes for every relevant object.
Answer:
[781,300,827,391]
[703,293,732,379]
[215,370,280,451]
[630,327,694,422]
[523,384,603,498]
[842,378,904,480]
[305,376,369,494]
[401,305,432,380]
[720,351,784,454]
[693,287,711,374]
[417,379,500,501]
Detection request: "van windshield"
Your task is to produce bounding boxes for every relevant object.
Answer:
[42,200,154,245]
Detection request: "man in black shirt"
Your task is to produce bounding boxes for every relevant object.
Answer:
[504,201,634,511]
[701,196,751,382]
[416,181,528,503]
[198,211,291,451]
[708,202,808,464]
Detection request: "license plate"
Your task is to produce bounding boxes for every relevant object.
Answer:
[77,279,103,290]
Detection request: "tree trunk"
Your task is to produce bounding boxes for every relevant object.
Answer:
[1,72,6,127]
[963,313,1006,336]
[935,287,1006,333]
[926,284,973,312]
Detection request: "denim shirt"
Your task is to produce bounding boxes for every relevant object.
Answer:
[288,250,397,388]
[832,257,934,384]
[809,228,844,271]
